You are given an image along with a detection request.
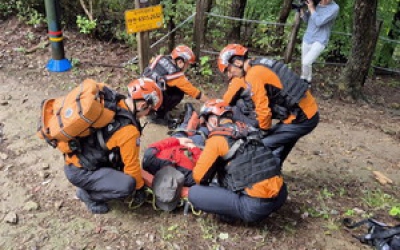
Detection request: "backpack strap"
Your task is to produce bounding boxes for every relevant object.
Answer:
[222,139,244,161]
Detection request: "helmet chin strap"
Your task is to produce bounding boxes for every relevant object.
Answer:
[206,117,221,129]
[135,100,150,113]
[131,100,139,116]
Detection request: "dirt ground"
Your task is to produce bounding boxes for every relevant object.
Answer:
[0,18,399,250]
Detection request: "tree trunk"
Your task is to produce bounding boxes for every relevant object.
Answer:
[203,0,213,41]
[339,0,379,99]
[273,0,293,52]
[193,0,208,58]
[284,11,301,64]
[167,0,177,52]
[228,0,247,42]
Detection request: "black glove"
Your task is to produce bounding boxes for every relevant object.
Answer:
[133,186,147,206]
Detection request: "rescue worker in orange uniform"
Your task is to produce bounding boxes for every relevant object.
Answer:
[64,78,163,214]
[188,99,287,223]
[218,44,319,163]
[142,45,209,123]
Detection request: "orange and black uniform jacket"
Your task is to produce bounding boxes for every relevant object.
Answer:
[167,76,202,99]
[192,122,283,199]
[223,65,318,130]
[65,100,144,190]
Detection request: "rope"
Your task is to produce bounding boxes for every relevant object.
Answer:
[127,187,158,210]
[205,12,291,27]
[331,31,400,44]
[150,13,196,49]
[127,186,202,215]
[181,197,202,216]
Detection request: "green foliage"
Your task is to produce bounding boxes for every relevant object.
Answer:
[115,29,137,47]
[197,217,218,240]
[389,205,400,218]
[160,224,179,240]
[76,15,97,34]
[0,0,17,19]
[26,32,35,41]
[15,0,45,26]
[344,209,355,216]
[362,189,397,210]
[304,206,330,219]
[70,58,81,67]
[124,63,140,76]
[161,0,195,44]
[6,0,399,72]
[199,56,213,76]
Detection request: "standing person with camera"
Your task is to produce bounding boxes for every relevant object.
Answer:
[300,0,339,86]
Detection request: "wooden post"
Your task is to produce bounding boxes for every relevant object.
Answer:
[193,0,207,60]
[135,0,150,72]
[284,10,301,64]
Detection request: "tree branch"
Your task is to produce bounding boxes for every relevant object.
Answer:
[79,0,93,21]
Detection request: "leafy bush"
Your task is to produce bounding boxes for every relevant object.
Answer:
[76,15,97,34]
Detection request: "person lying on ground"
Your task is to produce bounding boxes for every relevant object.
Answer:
[142,103,208,187]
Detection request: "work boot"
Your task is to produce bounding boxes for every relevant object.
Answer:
[76,188,109,214]
[164,112,177,129]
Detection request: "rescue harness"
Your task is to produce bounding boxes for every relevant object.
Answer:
[69,108,141,172]
[249,58,309,121]
[210,122,281,192]
[141,55,184,91]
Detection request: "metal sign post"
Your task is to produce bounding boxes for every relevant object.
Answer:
[44,0,72,72]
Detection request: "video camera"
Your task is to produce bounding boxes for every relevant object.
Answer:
[291,0,321,10]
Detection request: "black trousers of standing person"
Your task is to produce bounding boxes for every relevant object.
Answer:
[64,165,135,202]
[262,112,320,164]
[188,183,288,223]
[156,86,185,118]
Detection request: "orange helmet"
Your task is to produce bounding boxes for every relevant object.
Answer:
[218,44,248,73]
[127,78,163,111]
[200,99,232,118]
[171,45,196,64]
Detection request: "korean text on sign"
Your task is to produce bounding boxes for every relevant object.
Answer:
[125,5,164,34]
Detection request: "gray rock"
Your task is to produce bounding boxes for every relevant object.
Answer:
[4,211,18,224]
[23,201,40,211]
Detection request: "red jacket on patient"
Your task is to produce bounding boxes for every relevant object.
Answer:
[142,137,202,186]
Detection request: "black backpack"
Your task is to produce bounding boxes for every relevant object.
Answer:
[343,218,400,250]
